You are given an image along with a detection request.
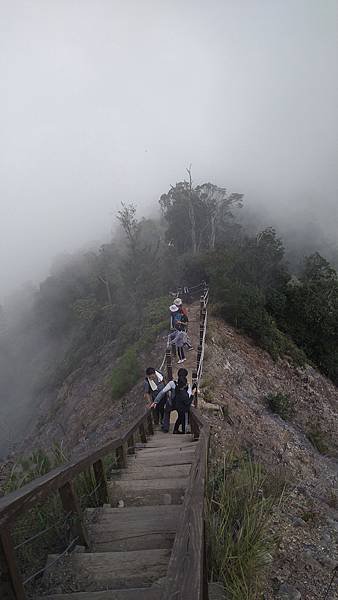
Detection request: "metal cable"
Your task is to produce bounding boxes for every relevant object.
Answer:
[23,536,79,586]
[14,511,73,550]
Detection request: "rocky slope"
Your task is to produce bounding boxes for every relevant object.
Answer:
[201,316,338,600]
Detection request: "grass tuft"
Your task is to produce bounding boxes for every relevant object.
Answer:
[207,452,283,599]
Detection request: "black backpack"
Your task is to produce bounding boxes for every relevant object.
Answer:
[174,384,191,411]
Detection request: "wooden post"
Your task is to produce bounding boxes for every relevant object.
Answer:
[92,459,109,505]
[199,295,204,320]
[197,345,202,371]
[192,371,198,408]
[127,434,135,454]
[166,347,173,381]
[139,422,147,443]
[59,481,89,547]
[203,520,209,600]
[147,413,154,436]
[116,442,128,468]
[199,324,204,346]
[0,527,25,600]
[190,413,200,440]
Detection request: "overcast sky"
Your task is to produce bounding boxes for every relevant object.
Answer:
[1,0,337,298]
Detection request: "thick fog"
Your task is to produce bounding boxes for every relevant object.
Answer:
[1,0,337,299]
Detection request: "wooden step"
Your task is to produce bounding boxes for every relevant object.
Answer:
[86,505,180,551]
[43,549,170,592]
[37,587,162,599]
[110,464,191,481]
[137,436,196,448]
[127,451,195,468]
[109,478,187,506]
[136,445,195,456]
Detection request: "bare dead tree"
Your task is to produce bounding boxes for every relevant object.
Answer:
[186,165,198,255]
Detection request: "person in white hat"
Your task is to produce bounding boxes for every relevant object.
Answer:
[174,298,189,326]
[169,304,180,330]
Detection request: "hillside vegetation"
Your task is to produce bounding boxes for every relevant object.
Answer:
[0,175,337,457]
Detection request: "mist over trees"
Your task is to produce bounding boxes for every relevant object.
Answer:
[0,175,337,457]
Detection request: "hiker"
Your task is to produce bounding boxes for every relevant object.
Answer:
[172,376,192,434]
[168,326,186,364]
[151,370,192,433]
[143,367,166,425]
[169,304,181,330]
[174,297,189,332]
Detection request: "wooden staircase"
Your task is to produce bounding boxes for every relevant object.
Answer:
[0,283,210,600]
[38,431,198,599]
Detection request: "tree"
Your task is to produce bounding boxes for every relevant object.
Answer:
[160,174,243,254]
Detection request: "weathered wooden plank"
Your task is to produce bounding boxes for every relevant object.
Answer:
[44,549,170,591]
[0,527,25,600]
[127,434,135,455]
[109,478,188,507]
[92,459,109,505]
[162,425,210,600]
[138,423,147,444]
[87,505,179,552]
[146,414,154,436]
[127,453,195,468]
[110,464,191,481]
[116,443,127,469]
[59,482,89,547]
[36,586,162,599]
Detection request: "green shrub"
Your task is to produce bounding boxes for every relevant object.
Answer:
[111,346,141,399]
[265,392,294,420]
[207,453,280,599]
[307,423,330,455]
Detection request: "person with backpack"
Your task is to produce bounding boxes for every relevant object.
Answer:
[172,376,192,434]
[143,367,166,426]
[174,298,189,329]
[151,370,193,433]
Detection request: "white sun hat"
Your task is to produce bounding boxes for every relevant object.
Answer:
[169,304,179,312]
[174,298,182,306]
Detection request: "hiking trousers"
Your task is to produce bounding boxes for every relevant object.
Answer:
[173,408,188,434]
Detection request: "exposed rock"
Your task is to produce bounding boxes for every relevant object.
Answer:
[278,583,301,599]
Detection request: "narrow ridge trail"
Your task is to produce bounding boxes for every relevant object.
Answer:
[36,300,203,599]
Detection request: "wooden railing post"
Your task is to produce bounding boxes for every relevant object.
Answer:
[92,459,109,505]
[199,295,204,320]
[139,422,147,443]
[147,413,154,436]
[199,324,204,346]
[203,520,209,600]
[0,527,25,600]
[127,434,135,455]
[116,442,128,468]
[192,371,198,408]
[197,345,202,371]
[166,347,173,381]
[59,482,89,547]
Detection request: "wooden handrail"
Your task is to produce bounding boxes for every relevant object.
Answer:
[0,409,153,599]
[0,409,150,527]
[163,410,210,600]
